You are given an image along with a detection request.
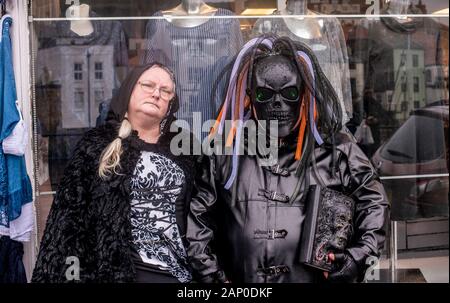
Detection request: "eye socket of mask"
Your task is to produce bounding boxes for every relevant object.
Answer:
[255,86,300,102]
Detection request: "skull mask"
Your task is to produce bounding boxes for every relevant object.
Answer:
[251,55,304,138]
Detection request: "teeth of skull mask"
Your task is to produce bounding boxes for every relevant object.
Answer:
[251,55,304,138]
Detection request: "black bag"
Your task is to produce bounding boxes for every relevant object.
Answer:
[299,185,355,272]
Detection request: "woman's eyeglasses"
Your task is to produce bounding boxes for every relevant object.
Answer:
[255,86,300,102]
[138,81,174,100]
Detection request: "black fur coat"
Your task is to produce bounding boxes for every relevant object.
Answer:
[31,122,197,282]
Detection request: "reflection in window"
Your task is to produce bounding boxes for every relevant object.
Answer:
[350,78,357,97]
[426,69,432,83]
[414,77,420,92]
[401,101,408,111]
[413,54,419,67]
[74,91,85,113]
[95,90,104,106]
[381,115,446,164]
[74,63,83,81]
[95,62,103,80]
[401,81,407,93]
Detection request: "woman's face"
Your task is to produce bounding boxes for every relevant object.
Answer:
[128,66,175,126]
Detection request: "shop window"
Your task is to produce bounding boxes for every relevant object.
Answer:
[27,0,450,282]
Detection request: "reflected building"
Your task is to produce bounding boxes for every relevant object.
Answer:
[36,45,115,129]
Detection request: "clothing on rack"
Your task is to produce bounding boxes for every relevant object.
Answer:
[0,235,27,283]
[0,14,33,241]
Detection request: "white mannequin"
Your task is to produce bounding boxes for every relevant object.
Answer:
[65,3,93,36]
[162,0,218,28]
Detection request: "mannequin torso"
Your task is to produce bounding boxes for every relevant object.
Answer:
[162,0,218,28]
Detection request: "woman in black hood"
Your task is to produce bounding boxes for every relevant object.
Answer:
[32,63,197,283]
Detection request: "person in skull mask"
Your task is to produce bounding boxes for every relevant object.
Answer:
[186,36,389,283]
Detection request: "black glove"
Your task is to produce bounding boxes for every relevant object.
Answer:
[327,252,359,283]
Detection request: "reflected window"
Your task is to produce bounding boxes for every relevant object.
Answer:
[414,77,420,92]
[413,54,419,67]
[95,62,103,80]
[401,80,407,93]
[74,63,83,81]
[426,69,432,83]
[74,91,85,113]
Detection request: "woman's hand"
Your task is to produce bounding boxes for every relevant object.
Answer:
[323,252,359,282]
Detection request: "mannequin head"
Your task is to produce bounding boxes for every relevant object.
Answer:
[251,55,304,138]
[285,0,307,15]
[181,0,204,14]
